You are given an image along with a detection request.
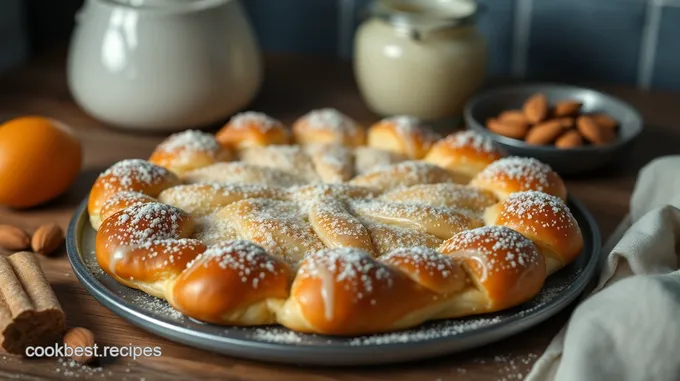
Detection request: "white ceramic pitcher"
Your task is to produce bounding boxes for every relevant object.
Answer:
[68,0,262,131]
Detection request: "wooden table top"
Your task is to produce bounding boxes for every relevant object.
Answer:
[0,48,678,381]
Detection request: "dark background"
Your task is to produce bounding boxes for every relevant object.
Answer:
[8,0,680,90]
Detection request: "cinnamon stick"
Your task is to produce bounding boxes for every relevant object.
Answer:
[0,251,65,354]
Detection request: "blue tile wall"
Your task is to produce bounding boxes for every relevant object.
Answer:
[651,5,680,90]
[242,0,339,55]
[476,0,515,76]
[526,0,646,84]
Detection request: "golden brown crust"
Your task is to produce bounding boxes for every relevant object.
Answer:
[216,112,290,149]
[292,109,366,147]
[148,130,232,175]
[167,240,292,325]
[88,160,180,230]
[95,203,205,297]
[279,248,440,335]
[440,226,546,312]
[367,116,440,159]
[470,157,567,201]
[484,191,583,274]
[423,131,503,182]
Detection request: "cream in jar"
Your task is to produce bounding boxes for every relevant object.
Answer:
[354,0,486,121]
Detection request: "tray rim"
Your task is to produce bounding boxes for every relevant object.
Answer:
[66,195,601,365]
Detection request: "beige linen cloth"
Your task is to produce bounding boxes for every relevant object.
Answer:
[525,156,680,381]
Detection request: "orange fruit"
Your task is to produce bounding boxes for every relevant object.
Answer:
[0,116,82,208]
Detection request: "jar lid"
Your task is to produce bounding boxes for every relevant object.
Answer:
[369,0,478,30]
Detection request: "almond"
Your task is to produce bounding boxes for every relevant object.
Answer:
[577,116,614,145]
[525,119,566,145]
[555,130,584,149]
[0,225,30,251]
[31,223,64,256]
[553,101,582,117]
[555,117,575,129]
[498,110,529,125]
[63,327,95,364]
[487,118,529,140]
[590,113,618,129]
[523,93,549,124]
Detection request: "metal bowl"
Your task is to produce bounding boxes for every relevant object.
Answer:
[464,84,643,175]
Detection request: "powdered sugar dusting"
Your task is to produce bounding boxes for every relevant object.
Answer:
[442,226,540,281]
[157,130,221,156]
[98,159,175,191]
[301,247,395,299]
[186,240,285,289]
[443,130,499,154]
[475,157,554,192]
[229,111,281,132]
[386,116,439,140]
[302,108,360,136]
[351,161,454,191]
[500,191,576,234]
[381,246,458,280]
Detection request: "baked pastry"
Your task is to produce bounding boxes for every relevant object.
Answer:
[424,130,504,183]
[367,116,440,159]
[292,108,365,147]
[88,112,584,336]
[149,130,232,175]
[216,112,290,149]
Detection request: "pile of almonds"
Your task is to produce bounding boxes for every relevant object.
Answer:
[0,223,64,256]
[487,93,619,148]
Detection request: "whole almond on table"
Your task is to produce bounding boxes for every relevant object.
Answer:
[525,119,567,145]
[577,115,614,145]
[555,130,584,149]
[590,113,618,129]
[31,223,64,256]
[63,327,95,364]
[523,93,549,124]
[497,110,529,125]
[0,225,30,251]
[487,118,529,139]
[553,100,582,117]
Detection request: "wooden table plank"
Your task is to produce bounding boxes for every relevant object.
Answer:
[0,47,677,380]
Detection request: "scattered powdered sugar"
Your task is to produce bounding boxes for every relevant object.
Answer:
[301,108,360,136]
[442,130,499,154]
[130,294,184,320]
[98,159,174,191]
[381,183,498,211]
[349,199,475,238]
[301,247,395,297]
[157,130,221,156]
[381,246,458,280]
[229,111,281,132]
[108,203,185,244]
[182,162,307,188]
[351,161,453,191]
[250,328,304,344]
[186,240,285,290]
[385,115,440,142]
[360,218,443,253]
[441,226,540,281]
[475,157,554,192]
[500,191,575,234]
[348,316,503,345]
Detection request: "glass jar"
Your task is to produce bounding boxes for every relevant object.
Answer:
[354,0,486,121]
[68,0,262,131]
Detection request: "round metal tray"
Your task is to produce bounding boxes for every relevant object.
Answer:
[66,196,600,366]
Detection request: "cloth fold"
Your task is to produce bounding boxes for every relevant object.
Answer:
[526,156,680,381]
